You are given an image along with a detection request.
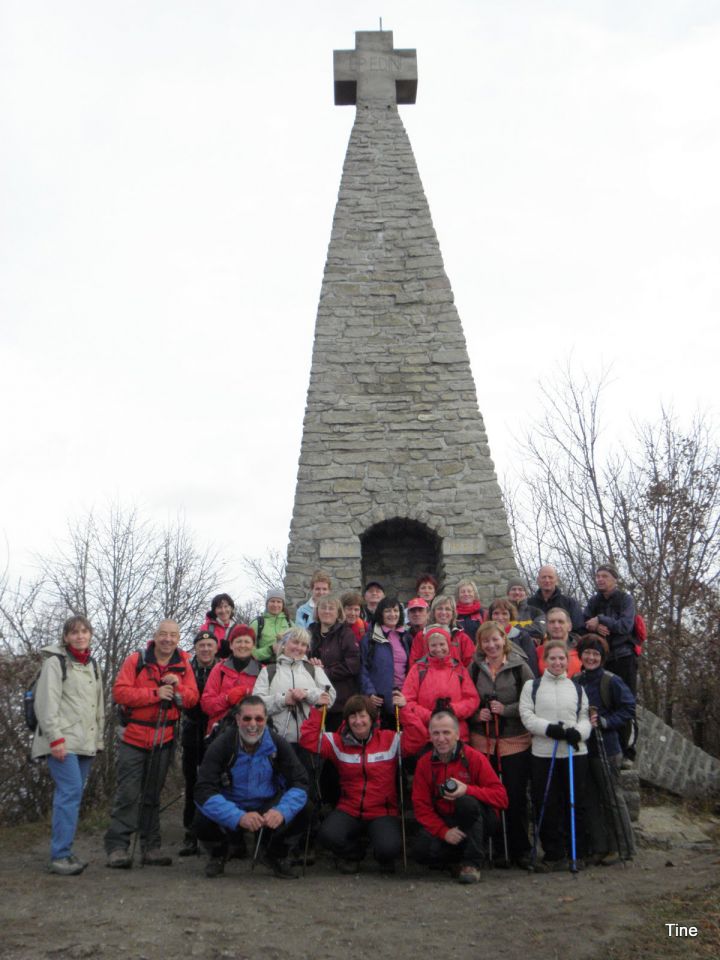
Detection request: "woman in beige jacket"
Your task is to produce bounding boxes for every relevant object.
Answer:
[32,615,104,875]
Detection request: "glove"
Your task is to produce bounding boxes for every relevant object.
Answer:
[565,727,582,749]
[545,723,565,740]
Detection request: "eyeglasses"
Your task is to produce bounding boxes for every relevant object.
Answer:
[239,715,266,723]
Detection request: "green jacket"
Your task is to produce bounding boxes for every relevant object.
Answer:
[251,612,293,663]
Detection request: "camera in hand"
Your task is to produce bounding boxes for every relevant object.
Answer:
[439,778,459,797]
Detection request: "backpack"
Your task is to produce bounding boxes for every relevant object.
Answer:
[531,675,583,717]
[217,726,286,790]
[469,661,525,704]
[116,650,149,727]
[25,653,99,733]
[597,669,639,753]
[632,614,647,657]
[264,660,316,684]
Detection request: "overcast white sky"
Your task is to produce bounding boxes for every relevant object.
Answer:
[1,1,718,601]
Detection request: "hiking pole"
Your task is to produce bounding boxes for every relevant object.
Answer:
[130,700,169,868]
[395,698,408,872]
[493,714,510,867]
[590,707,632,863]
[251,826,265,872]
[529,738,558,873]
[158,792,184,816]
[567,742,578,876]
[481,700,494,866]
[303,687,329,877]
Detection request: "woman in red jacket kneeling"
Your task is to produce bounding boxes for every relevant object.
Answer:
[299,692,405,874]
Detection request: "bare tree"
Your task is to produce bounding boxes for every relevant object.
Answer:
[508,367,720,754]
[240,548,287,612]
[0,505,222,820]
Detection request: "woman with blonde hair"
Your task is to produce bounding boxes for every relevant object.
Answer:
[455,579,487,640]
[409,594,474,667]
[469,621,534,867]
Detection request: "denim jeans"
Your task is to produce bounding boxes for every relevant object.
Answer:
[47,754,94,860]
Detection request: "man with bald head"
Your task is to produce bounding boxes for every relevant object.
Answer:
[528,566,585,635]
[105,620,199,868]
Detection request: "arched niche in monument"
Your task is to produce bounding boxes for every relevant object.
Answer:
[360,518,442,601]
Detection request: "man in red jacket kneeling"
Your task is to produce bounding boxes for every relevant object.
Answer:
[412,707,508,884]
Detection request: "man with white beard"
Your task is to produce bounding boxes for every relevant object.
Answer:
[193,696,308,879]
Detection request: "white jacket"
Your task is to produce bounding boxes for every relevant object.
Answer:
[519,670,591,759]
[31,644,105,759]
[253,655,336,743]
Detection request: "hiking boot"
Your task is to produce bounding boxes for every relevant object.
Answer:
[68,854,88,870]
[49,857,85,876]
[178,834,198,857]
[458,865,482,884]
[335,858,360,875]
[205,857,225,878]
[141,849,172,867]
[260,855,298,879]
[599,851,622,867]
[534,857,568,873]
[514,855,533,871]
[106,849,132,869]
[289,844,314,867]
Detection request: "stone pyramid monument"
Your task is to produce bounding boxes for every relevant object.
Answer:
[285,29,517,604]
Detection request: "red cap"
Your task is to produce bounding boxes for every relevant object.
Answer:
[407,597,429,610]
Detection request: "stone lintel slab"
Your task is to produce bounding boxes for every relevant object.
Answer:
[443,536,487,557]
[319,541,362,560]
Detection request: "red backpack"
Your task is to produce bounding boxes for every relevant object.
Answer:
[632,614,647,657]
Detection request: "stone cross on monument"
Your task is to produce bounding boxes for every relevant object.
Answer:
[284,28,517,605]
[333,31,418,106]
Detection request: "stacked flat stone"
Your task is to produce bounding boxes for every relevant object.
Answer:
[285,31,517,604]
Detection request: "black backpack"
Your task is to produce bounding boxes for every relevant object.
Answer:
[25,654,99,733]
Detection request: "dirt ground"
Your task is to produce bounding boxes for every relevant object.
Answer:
[0,800,718,960]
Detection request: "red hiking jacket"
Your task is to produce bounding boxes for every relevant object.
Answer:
[113,645,199,750]
[299,708,400,820]
[409,627,475,668]
[200,657,261,735]
[400,655,480,750]
[412,743,508,840]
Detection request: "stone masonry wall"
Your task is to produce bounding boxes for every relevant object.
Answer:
[285,105,517,606]
[637,706,720,799]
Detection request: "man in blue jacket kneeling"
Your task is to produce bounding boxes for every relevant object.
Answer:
[194,695,308,878]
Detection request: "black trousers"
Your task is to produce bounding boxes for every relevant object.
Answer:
[412,796,496,869]
[318,810,402,864]
[181,722,207,831]
[193,801,308,861]
[531,752,588,862]
[490,748,531,859]
[605,655,638,757]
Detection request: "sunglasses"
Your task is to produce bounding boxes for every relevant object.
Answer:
[239,715,266,723]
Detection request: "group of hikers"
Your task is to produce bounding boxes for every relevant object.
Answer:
[31,562,638,884]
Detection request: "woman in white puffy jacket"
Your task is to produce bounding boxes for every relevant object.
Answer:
[32,615,104,876]
[519,639,591,872]
[253,627,336,744]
